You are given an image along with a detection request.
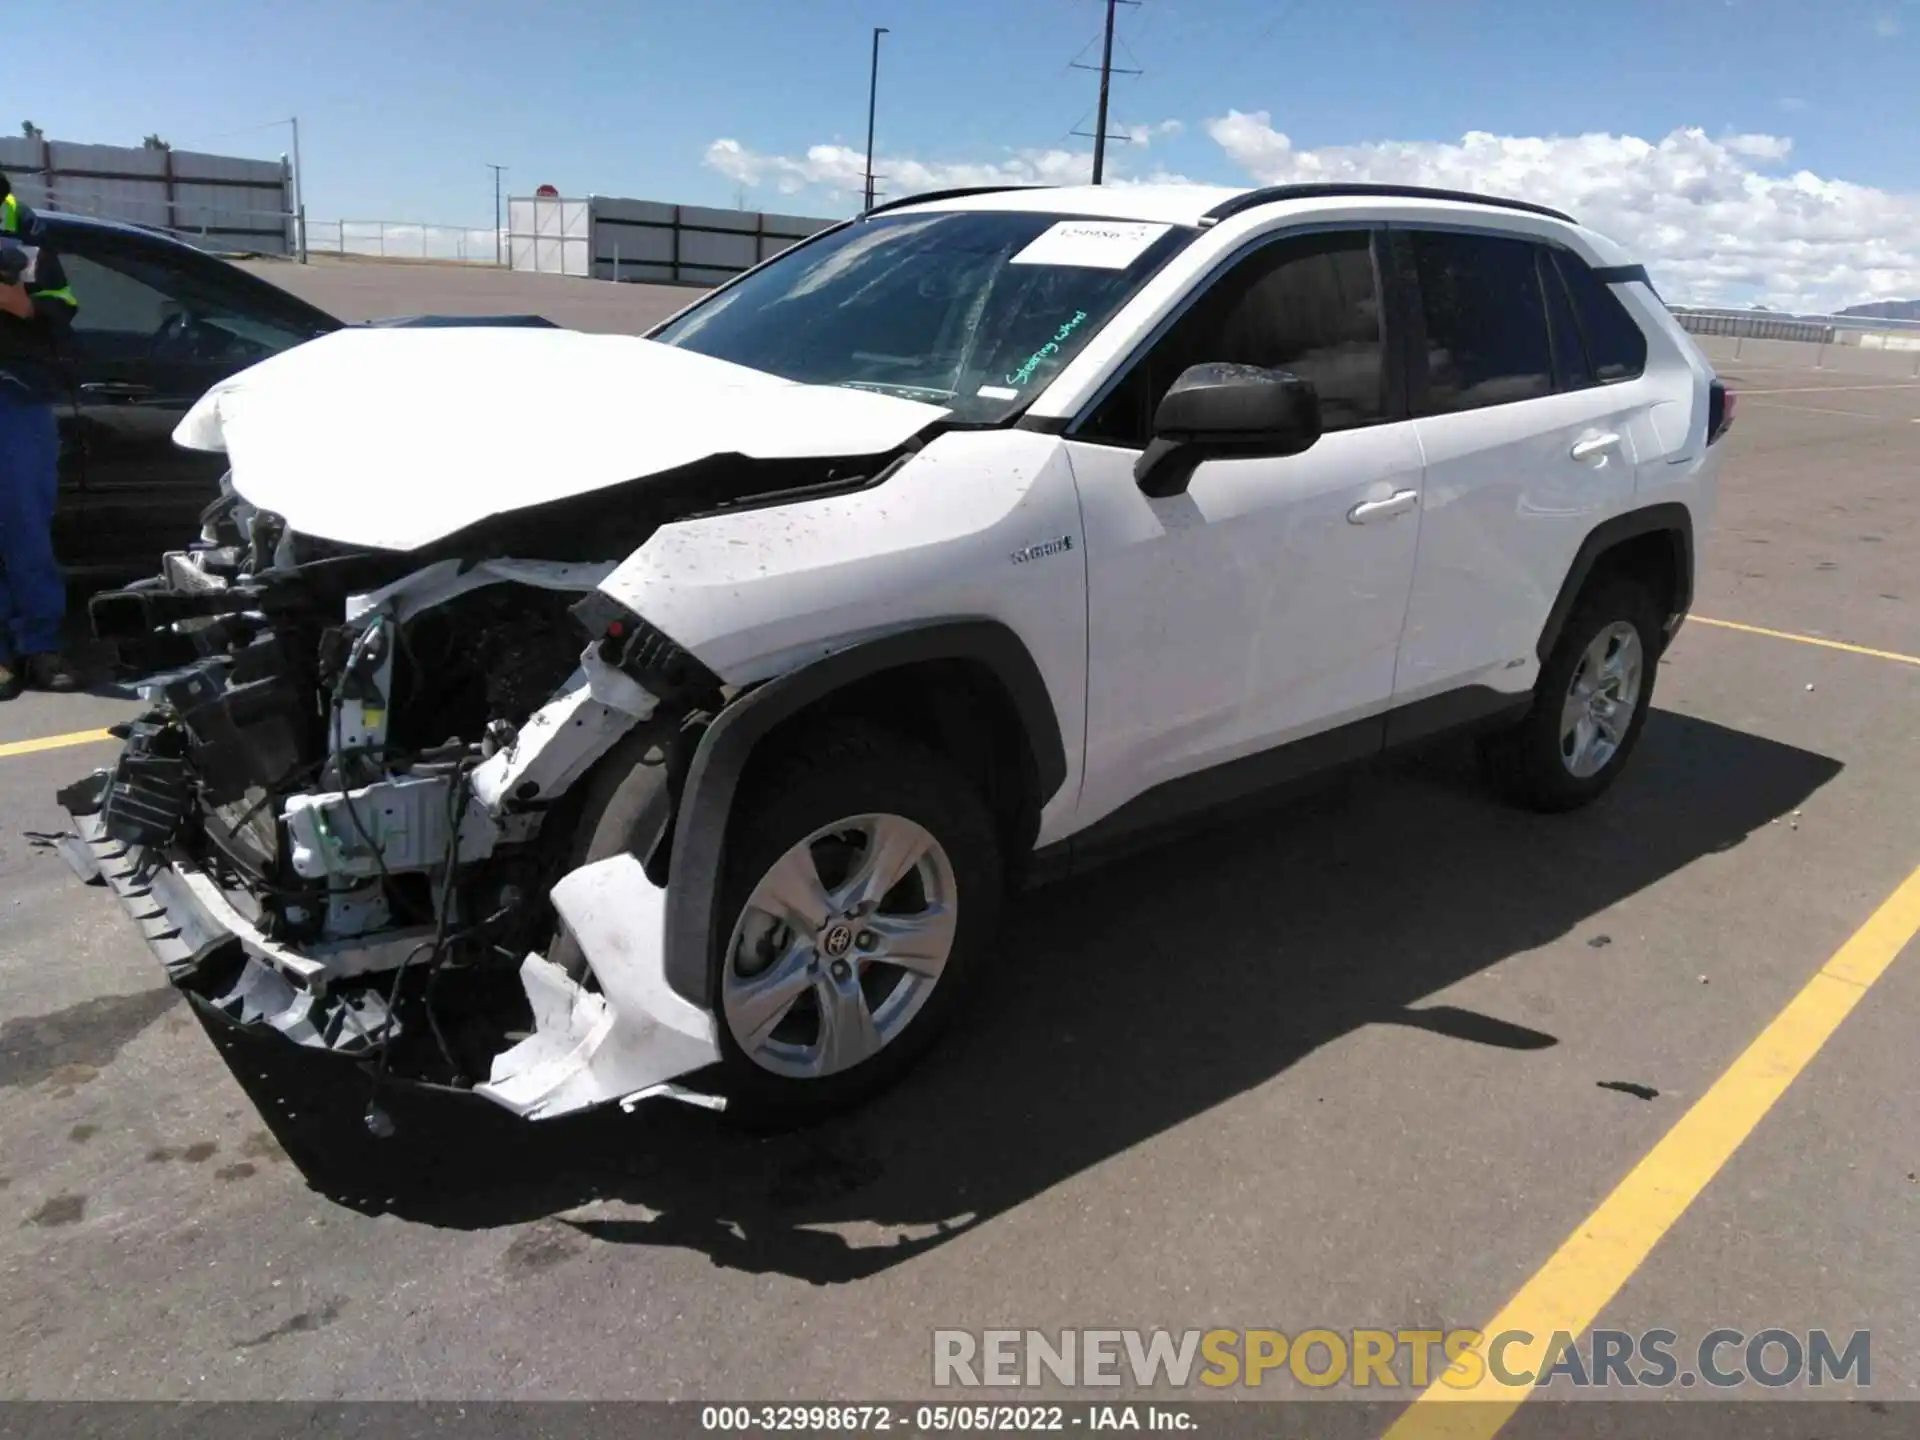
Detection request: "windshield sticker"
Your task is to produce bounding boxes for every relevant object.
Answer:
[976,384,1021,401]
[1005,310,1090,388]
[1009,220,1172,270]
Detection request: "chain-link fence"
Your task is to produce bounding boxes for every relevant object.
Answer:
[303,219,505,264]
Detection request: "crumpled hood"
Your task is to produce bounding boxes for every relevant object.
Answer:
[174,326,950,552]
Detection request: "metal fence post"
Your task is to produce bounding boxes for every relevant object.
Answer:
[1734,335,1744,359]
[613,243,620,283]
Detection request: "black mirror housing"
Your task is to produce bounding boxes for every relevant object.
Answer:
[1134,363,1323,497]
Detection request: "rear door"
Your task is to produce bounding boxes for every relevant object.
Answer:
[53,228,333,573]
[1390,227,1652,704]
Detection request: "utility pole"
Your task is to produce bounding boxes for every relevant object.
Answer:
[1092,0,1118,185]
[863,26,889,212]
[1070,0,1139,184]
[486,163,507,266]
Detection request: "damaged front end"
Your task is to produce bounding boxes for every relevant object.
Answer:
[60,490,730,1123]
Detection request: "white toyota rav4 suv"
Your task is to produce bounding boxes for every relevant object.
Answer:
[61,181,1731,1129]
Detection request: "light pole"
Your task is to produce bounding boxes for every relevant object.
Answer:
[285,116,307,262]
[486,163,507,266]
[863,27,889,212]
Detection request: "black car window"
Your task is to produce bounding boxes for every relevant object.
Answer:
[652,210,1195,424]
[1079,229,1386,447]
[1552,251,1648,382]
[1540,247,1594,390]
[1410,230,1553,414]
[58,247,323,368]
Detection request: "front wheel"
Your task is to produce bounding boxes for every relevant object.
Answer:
[712,726,1003,1121]
[1480,577,1662,812]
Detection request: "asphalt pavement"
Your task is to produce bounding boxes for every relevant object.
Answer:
[1,347,1916,1427]
[235,255,697,333]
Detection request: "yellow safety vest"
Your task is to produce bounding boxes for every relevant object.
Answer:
[1,192,77,307]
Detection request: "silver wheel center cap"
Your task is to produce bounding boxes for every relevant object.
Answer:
[821,922,855,960]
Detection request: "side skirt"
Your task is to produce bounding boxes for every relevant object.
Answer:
[1024,684,1529,887]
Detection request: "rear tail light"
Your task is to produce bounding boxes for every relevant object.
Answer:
[1707,379,1736,444]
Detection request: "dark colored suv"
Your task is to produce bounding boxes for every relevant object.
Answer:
[40,212,552,577]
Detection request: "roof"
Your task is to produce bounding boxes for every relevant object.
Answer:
[883,183,1246,226]
[36,208,183,243]
[884,180,1584,231]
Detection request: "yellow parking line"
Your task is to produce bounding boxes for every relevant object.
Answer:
[1691,616,1920,668]
[1385,860,1920,1440]
[0,727,116,760]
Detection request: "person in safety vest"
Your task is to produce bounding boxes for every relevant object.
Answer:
[0,169,81,699]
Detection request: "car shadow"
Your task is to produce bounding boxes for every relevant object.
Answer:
[201,709,1840,1285]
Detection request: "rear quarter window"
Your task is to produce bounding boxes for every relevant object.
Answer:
[1551,251,1648,382]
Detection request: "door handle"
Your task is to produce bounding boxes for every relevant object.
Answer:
[78,380,156,401]
[1570,432,1622,462]
[1347,489,1419,524]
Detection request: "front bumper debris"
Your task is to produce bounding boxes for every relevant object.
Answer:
[59,778,723,1118]
[60,538,733,1126]
[59,778,416,1050]
[476,855,721,1119]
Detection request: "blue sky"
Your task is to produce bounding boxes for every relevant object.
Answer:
[19,0,1920,306]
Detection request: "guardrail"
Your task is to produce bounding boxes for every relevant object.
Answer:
[1671,310,1835,344]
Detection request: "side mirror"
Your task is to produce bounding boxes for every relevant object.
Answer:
[1133,362,1323,497]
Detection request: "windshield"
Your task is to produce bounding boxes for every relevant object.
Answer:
[650,210,1195,423]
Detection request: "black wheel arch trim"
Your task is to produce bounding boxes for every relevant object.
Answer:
[1536,502,1695,664]
[656,619,1068,1007]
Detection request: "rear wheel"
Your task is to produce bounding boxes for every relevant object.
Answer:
[712,727,1002,1120]
[1480,578,1661,812]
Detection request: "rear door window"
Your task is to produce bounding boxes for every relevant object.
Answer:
[1552,251,1648,382]
[1408,230,1553,414]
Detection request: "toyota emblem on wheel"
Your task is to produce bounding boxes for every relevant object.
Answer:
[821,923,855,959]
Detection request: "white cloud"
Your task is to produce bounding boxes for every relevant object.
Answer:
[1121,118,1186,147]
[1721,132,1794,160]
[706,137,1095,202]
[1205,111,1920,310]
[705,115,1920,310]
[1873,12,1901,35]
[705,136,1191,211]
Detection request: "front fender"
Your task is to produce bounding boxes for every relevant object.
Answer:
[655,618,1067,1010]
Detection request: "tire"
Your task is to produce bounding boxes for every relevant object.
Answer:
[709,724,1003,1122]
[1479,577,1662,813]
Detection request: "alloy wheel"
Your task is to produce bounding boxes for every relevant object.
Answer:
[721,812,959,1079]
[1558,621,1645,779]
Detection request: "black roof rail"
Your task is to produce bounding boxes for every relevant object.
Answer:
[861,184,1056,218]
[1200,183,1576,227]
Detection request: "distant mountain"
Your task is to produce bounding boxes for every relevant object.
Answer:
[1838,299,1920,320]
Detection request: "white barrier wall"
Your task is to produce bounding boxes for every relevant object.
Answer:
[508,194,835,286]
[0,135,292,253]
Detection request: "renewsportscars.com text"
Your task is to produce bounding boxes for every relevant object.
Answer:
[932,1328,1871,1390]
